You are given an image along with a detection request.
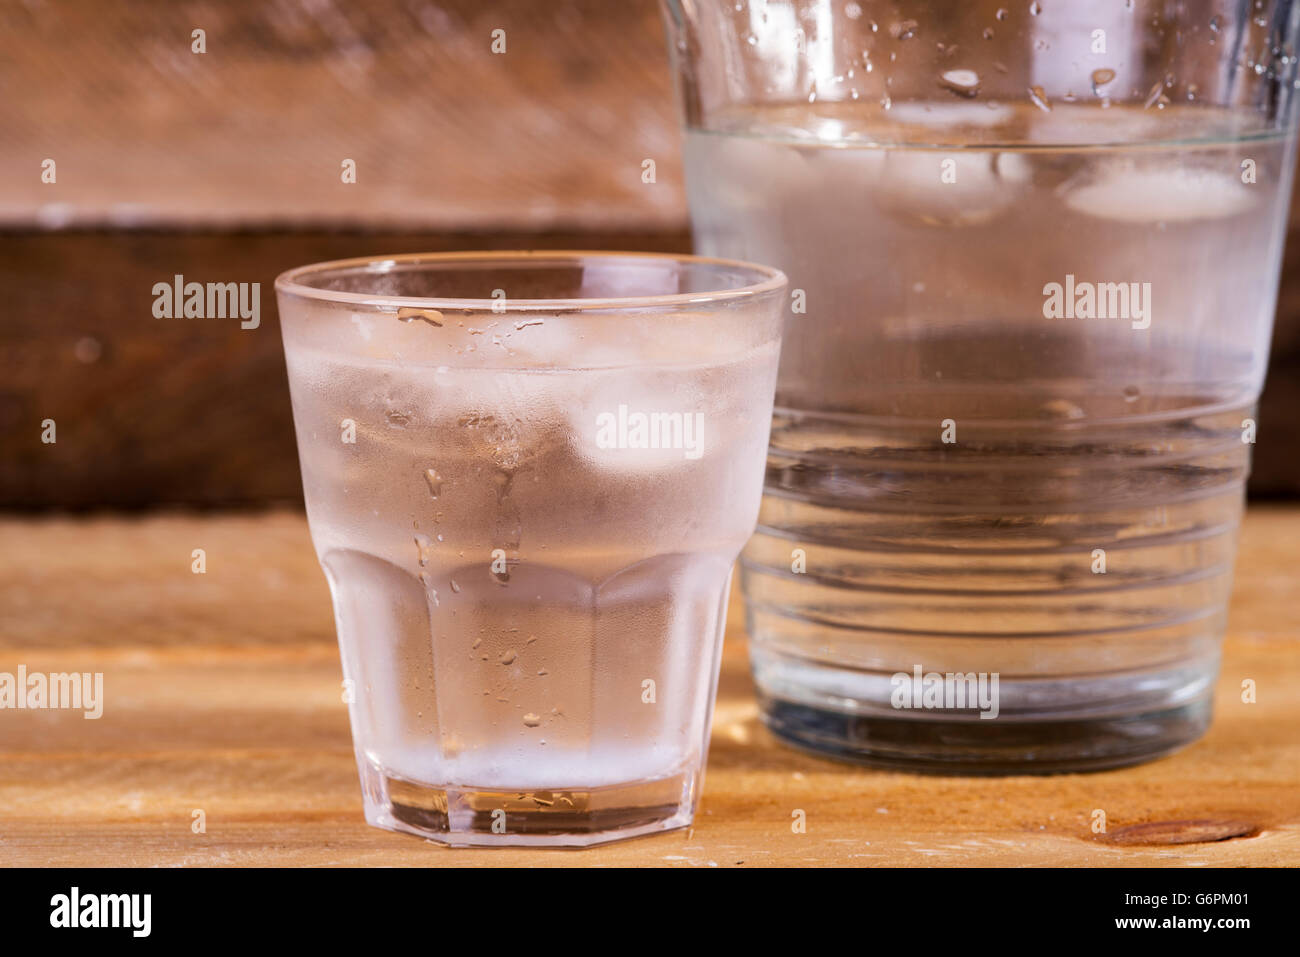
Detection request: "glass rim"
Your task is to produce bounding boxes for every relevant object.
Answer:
[274,250,788,312]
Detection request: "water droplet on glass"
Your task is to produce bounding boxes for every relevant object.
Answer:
[996,7,1008,20]
[396,307,444,327]
[939,68,980,97]
[1209,15,1221,32]
[414,534,433,567]
[1028,85,1051,111]
[1091,68,1116,93]
[1039,399,1085,419]
[523,713,541,727]
[423,468,442,498]
[500,650,517,665]
[1029,1,1042,14]
[386,410,412,429]
[1123,386,1141,403]
[983,27,995,40]
[450,578,461,594]
[889,19,918,39]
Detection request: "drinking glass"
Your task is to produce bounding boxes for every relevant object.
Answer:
[663,0,1300,771]
[277,251,785,845]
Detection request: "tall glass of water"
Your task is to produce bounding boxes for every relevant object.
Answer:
[663,0,1300,771]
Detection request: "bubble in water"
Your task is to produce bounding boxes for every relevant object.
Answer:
[396,307,444,327]
[523,713,541,727]
[940,68,981,97]
[424,468,443,498]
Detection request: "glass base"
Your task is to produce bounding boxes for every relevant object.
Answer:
[357,759,700,847]
[757,693,1213,774]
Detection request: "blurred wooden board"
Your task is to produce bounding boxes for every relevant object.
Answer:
[0,507,1296,867]
[0,0,681,231]
[3,0,1300,503]
[2,226,1299,507]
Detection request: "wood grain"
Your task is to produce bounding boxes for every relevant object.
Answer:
[0,0,681,231]
[0,507,1296,867]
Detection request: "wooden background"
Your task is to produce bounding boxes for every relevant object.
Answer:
[2,0,1300,508]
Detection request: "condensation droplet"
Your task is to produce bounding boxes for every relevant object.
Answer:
[940,68,981,97]
[424,468,442,498]
[1039,399,1085,420]
[1028,85,1051,111]
[1123,385,1141,403]
[1091,68,1117,91]
[396,307,444,327]
[889,19,918,39]
[500,650,517,665]
[523,713,541,727]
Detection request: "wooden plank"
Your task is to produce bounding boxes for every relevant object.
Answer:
[0,0,681,231]
[2,227,1299,507]
[0,506,1296,866]
[0,229,690,508]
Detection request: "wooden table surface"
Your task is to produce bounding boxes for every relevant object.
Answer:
[1,507,1297,867]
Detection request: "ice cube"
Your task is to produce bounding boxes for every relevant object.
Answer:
[1060,161,1256,222]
